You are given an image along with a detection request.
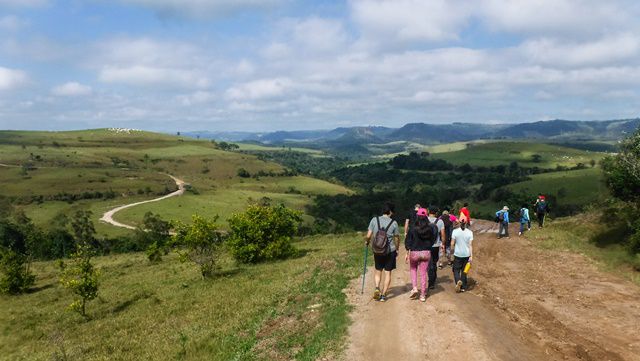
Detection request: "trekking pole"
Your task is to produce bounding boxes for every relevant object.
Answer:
[361,244,368,295]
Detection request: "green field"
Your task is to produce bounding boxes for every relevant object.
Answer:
[431,141,604,168]
[1,129,350,237]
[0,234,362,360]
[506,168,607,205]
[236,143,327,156]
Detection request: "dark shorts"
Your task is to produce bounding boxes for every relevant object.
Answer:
[374,251,397,271]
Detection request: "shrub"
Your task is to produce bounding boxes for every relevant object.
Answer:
[133,212,171,262]
[0,219,35,294]
[172,215,225,277]
[227,204,302,264]
[60,243,98,317]
[237,168,251,178]
[60,210,98,317]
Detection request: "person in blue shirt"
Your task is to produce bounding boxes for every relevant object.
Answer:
[496,206,510,238]
[518,204,530,236]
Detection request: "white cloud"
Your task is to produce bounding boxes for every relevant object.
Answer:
[518,33,640,68]
[93,37,213,88]
[350,0,471,45]
[99,66,209,88]
[225,78,292,100]
[0,66,27,90]
[117,0,283,19]
[0,15,27,31]
[478,0,638,38]
[51,82,92,96]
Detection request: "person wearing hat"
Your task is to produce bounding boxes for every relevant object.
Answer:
[496,206,510,238]
[404,208,437,302]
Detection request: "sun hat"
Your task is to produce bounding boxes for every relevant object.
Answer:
[416,208,428,217]
[503,206,509,211]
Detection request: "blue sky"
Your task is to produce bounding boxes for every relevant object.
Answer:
[1,0,639,132]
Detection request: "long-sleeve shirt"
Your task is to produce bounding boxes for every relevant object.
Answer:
[496,210,510,223]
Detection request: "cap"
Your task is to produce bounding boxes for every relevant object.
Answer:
[416,208,428,217]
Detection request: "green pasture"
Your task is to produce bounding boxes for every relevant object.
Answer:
[236,142,325,155]
[431,141,604,168]
[113,175,350,228]
[0,233,363,360]
[506,168,607,206]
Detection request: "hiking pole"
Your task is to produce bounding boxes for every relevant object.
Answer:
[361,244,368,295]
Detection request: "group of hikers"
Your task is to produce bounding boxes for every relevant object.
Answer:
[365,202,473,302]
[364,196,550,302]
[494,194,550,238]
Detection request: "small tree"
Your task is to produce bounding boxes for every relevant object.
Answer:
[0,219,35,294]
[172,215,225,277]
[60,210,98,318]
[228,204,302,264]
[134,212,171,262]
[237,168,251,178]
[531,154,542,163]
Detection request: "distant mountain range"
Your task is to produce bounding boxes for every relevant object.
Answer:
[184,118,640,146]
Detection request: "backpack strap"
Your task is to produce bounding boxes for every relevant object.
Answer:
[376,216,381,230]
[384,218,394,232]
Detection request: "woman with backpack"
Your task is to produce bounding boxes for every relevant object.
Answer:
[404,208,436,302]
[518,203,530,236]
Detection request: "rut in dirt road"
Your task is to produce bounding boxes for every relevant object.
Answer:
[344,221,640,361]
[99,174,186,230]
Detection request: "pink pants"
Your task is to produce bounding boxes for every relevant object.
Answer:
[409,250,431,297]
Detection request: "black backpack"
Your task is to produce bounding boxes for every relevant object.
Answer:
[440,215,452,230]
[373,217,395,255]
[536,201,548,213]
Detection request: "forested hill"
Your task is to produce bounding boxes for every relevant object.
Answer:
[185,118,639,144]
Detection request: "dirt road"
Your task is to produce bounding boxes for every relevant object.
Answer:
[344,221,640,361]
[99,174,186,229]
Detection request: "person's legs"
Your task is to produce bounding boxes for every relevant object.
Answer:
[452,256,463,292]
[459,256,470,289]
[409,252,418,292]
[537,213,544,227]
[498,222,504,238]
[428,247,439,288]
[382,270,392,295]
[504,222,510,237]
[419,251,430,297]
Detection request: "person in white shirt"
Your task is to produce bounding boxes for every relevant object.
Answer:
[451,220,473,293]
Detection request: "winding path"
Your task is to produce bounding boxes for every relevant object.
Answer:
[99,174,186,230]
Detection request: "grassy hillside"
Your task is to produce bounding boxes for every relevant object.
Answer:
[431,141,604,168]
[506,168,606,206]
[0,129,350,238]
[529,213,640,285]
[0,234,362,360]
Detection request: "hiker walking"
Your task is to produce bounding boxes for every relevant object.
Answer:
[366,203,400,302]
[518,203,530,236]
[404,203,421,245]
[451,220,473,293]
[427,207,446,289]
[439,208,455,267]
[534,195,549,228]
[496,206,510,238]
[404,208,437,302]
[459,202,471,228]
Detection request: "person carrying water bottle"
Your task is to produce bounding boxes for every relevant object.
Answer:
[451,220,473,293]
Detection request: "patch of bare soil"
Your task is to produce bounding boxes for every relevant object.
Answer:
[342,221,640,361]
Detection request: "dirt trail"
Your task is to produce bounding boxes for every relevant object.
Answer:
[343,221,640,361]
[99,174,186,229]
